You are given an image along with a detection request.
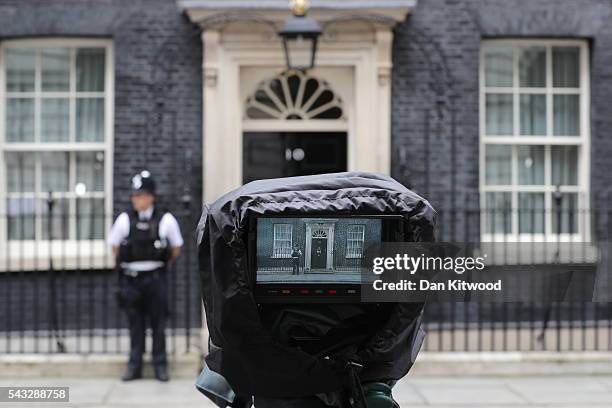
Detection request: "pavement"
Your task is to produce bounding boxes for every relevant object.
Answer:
[2,375,612,407]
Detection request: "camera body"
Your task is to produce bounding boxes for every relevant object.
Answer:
[196,172,436,404]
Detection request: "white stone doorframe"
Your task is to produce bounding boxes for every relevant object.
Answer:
[199,33,392,204]
[180,3,413,203]
[304,221,336,272]
[179,0,415,354]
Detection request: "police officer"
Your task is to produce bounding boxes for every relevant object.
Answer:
[291,245,302,275]
[108,170,183,382]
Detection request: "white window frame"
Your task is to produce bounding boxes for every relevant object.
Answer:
[479,39,590,243]
[272,223,293,258]
[0,38,115,270]
[346,224,365,259]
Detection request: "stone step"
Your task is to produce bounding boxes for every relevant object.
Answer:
[5,351,612,379]
[1,352,202,379]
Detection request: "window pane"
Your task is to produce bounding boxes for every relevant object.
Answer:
[520,94,546,135]
[76,151,105,192]
[519,193,545,234]
[40,152,69,192]
[519,46,546,88]
[41,48,70,91]
[346,225,365,258]
[273,224,293,258]
[485,192,511,234]
[553,46,580,88]
[246,106,275,119]
[517,145,545,185]
[40,198,69,240]
[76,98,104,142]
[551,146,578,186]
[6,48,35,92]
[77,198,105,240]
[485,145,512,185]
[6,152,35,192]
[76,48,105,92]
[6,98,35,142]
[485,94,513,135]
[7,198,35,240]
[41,98,70,142]
[552,193,578,234]
[553,95,580,136]
[484,46,513,87]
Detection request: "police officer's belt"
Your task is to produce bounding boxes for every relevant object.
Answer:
[122,267,164,278]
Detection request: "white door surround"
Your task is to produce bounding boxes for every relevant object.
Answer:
[304,221,336,272]
[179,0,415,203]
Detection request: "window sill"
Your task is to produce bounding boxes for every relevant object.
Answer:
[475,241,598,265]
[0,240,114,272]
[481,233,588,243]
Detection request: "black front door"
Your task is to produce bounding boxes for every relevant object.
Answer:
[242,132,347,183]
[311,238,327,270]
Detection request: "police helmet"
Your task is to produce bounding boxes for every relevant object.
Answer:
[131,170,156,195]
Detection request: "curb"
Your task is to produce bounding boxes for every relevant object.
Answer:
[411,351,612,376]
[0,353,202,379]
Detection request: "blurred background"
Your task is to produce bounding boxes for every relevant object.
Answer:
[1,2,612,404]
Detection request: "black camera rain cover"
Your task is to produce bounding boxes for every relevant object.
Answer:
[196,172,436,398]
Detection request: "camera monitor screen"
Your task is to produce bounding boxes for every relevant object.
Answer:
[250,215,403,303]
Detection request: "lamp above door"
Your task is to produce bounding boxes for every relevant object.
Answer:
[278,0,322,72]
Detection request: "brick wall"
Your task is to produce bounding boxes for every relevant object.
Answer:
[0,0,203,334]
[391,0,612,240]
[0,0,203,212]
[2,0,612,336]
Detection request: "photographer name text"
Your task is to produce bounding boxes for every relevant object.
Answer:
[372,279,502,292]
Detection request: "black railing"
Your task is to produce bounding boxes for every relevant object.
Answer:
[422,203,612,351]
[0,196,201,355]
[422,302,612,352]
[1,203,612,353]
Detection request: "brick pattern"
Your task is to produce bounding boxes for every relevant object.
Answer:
[0,0,203,333]
[391,0,612,239]
[2,0,612,335]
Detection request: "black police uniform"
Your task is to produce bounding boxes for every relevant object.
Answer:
[118,207,170,377]
[291,248,301,275]
[111,171,182,382]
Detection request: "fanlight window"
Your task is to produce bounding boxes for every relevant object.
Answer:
[245,71,343,120]
[311,227,329,238]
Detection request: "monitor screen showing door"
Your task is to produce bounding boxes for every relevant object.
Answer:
[251,215,403,303]
[255,216,380,284]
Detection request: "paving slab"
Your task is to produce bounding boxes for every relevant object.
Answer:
[593,377,612,390]
[0,378,114,404]
[389,381,427,405]
[106,379,204,405]
[413,384,527,405]
[2,375,612,407]
[502,376,612,405]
